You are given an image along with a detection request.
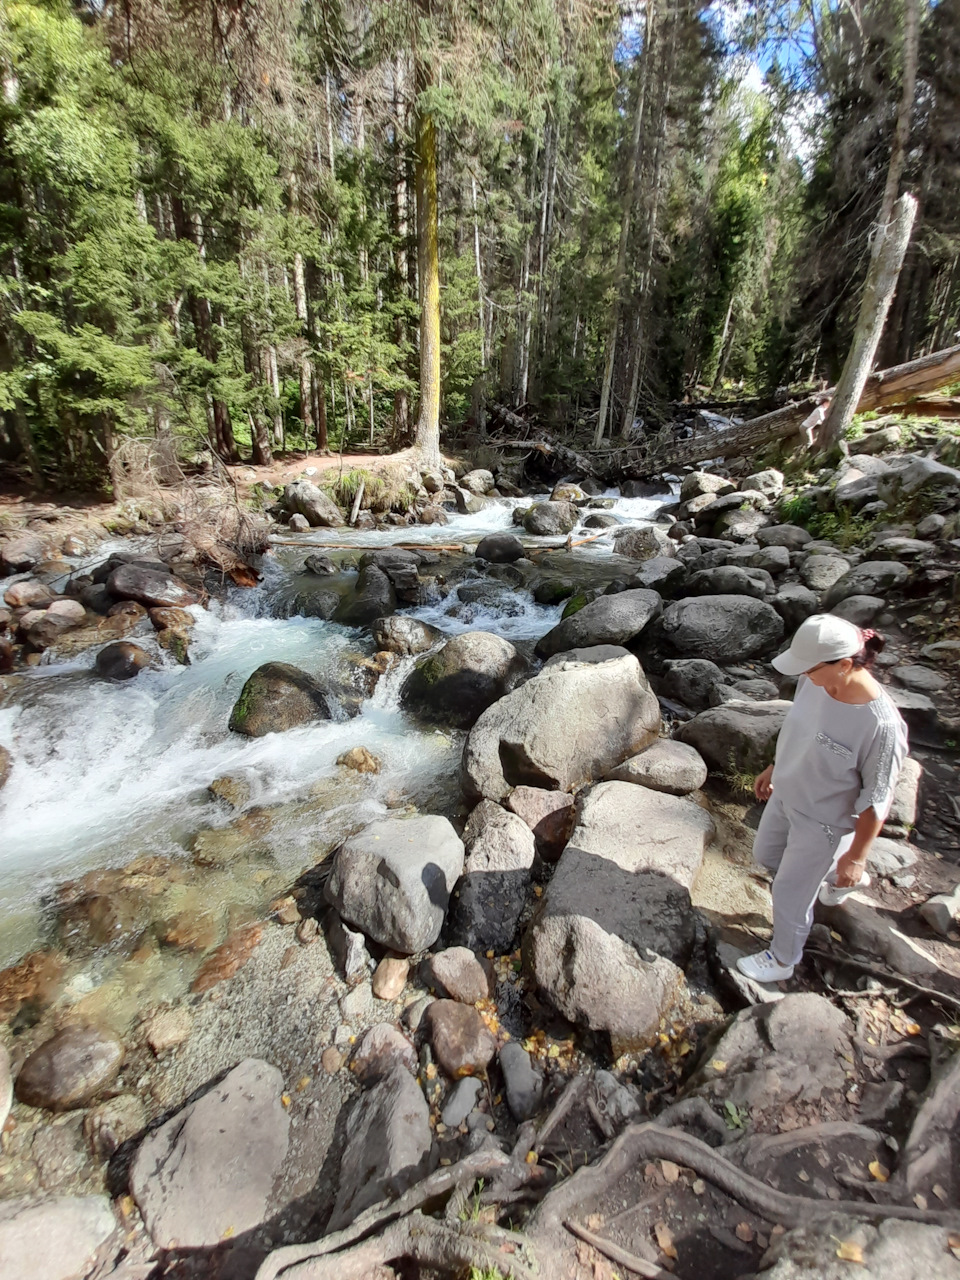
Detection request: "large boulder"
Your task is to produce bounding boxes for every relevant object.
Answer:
[740,467,783,498]
[612,525,676,562]
[679,472,734,501]
[462,649,660,803]
[658,657,727,712]
[659,595,784,662]
[823,560,910,608]
[333,563,396,627]
[0,1195,117,1280]
[372,615,444,656]
[106,562,199,609]
[521,501,578,536]
[534,589,661,659]
[628,556,687,593]
[677,699,791,775]
[327,1066,432,1231]
[754,1214,960,1280]
[130,1058,289,1248]
[324,814,465,953]
[677,566,772,600]
[877,455,960,514]
[401,631,527,729]
[757,523,812,550]
[283,479,344,527]
[772,583,821,632]
[524,781,714,1045]
[475,532,525,563]
[606,739,707,795]
[504,786,576,860]
[450,800,536,953]
[801,554,850,592]
[461,468,495,495]
[229,661,332,736]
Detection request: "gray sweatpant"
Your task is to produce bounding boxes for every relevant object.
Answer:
[752,794,854,967]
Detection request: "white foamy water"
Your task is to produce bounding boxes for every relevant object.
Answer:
[0,484,673,962]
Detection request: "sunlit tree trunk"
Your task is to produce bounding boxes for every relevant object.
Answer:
[412,74,441,470]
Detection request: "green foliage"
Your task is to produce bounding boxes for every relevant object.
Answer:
[723,1100,749,1130]
[805,508,880,551]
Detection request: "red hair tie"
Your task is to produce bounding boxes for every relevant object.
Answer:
[859,628,877,643]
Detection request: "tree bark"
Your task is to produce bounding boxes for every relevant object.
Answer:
[818,193,918,450]
[412,73,441,470]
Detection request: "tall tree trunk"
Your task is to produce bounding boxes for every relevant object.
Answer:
[412,74,441,470]
[292,248,315,445]
[593,21,650,449]
[818,194,918,450]
[819,0,920,452]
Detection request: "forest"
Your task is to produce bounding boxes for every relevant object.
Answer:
[0,0,957,490]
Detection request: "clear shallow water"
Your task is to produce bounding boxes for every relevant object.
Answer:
[0,486,672,965]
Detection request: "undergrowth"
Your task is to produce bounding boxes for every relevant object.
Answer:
[319,465,417,513]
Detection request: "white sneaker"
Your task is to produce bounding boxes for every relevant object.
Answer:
[818,872,871,907]
[736,949,795,983]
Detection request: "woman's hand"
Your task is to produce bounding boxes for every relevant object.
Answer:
[834,849,868,888]
[754,765,774,801]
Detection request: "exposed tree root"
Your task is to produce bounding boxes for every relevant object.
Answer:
[530,1123,960,1238]
[653,1096,734,1146]
[805,947,960,1015]
[564,1219,673,1279]
[893,1044,960,1199]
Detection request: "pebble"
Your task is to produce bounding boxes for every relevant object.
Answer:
[143,1007,194,1055]
[372,956,409,1000]
[321,1047,344,1074]
[423,1000,496,1078]
[498,1042,544,1121]
[422,947,490,1004]
[350,1023,417,1082]
[15,1024,124,1111]
[441,1077,483,1128]
[339,982,375,1025]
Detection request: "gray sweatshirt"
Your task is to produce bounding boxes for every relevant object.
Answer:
[771,677,908,832]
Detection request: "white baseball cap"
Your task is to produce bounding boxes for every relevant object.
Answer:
[771,614,864,676]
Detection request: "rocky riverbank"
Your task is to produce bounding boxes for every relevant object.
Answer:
[1,426,959,1280]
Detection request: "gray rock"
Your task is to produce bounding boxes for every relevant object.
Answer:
[877,455,960,512]
[462,649,660,803]
[740,468,783,498]
[334,563,396,628]
[504,786,575,861]
[885,756,920,836]
[713,677,780,704]
[303,553,337,574]
[451,801,537,954]
[749,544,790,574]
[372,615,444,656]
[823,559,910,607]
[229,661,332,736]
[801,554,850,592]
[441,1077,483,1127]
[866,836,919,876]
[888,686,937,736]
[817,896,940,978]
[892,664,948,693]
[850,423,902,454]
[685,993,854,1114]
[498,1042,544,1121]
[606,739,707,795]
[582,512,620,529]
[680,472,735,501]
[130,1058,289,1247]
[870,536,933,560]
[704,490,771,516]
[915,512,946,539]
[401,631,527,729]
[753,1213,960,1280]
[328,1066,433,1231]
[15,1025,123,1112]
[323,912,371,983]
[0,532,46,574]
[829,594,887,626]
[612,525,676,561]
[462,468,495,495]
[659,595,784,662]
[628,556,687,593]
[0,1195,117,1280]
[658,658,727,711]
[712,508,772,541]
[325,814,465,953]
[757,524,812,550]
[522,501,579,536]
[476,532,525,563]
[350,1023,418,1082]
[422,946,491,1004]
[105,562,199,608]
[288,513,310,531]
[594,1069,641,1127]
[678,566,772,600]
[678,700,791,775]
[919,885,960,938]
[283,479,344,527]
[94,640,151,681]
[534,588,662,659]
[772,583,821,632]
[523,780,714,1045]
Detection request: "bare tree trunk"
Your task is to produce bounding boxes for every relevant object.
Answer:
[819,0,920,451]
[412,72,441,470]
[819,194,919,450]
[593,50,648,449]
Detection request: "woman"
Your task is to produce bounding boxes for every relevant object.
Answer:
[737,613,909,984]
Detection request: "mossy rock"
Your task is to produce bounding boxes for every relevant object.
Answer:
[561,591,592,619]
[229,661,333,737]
